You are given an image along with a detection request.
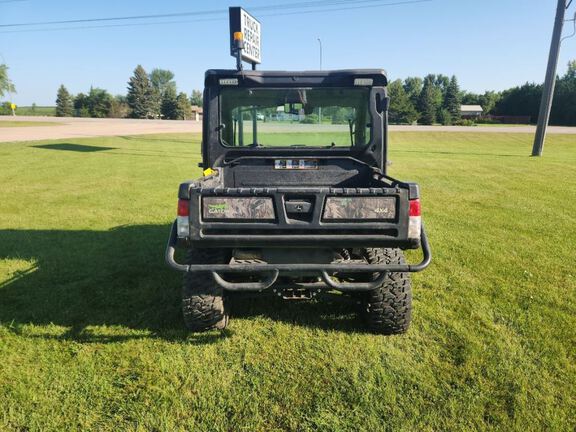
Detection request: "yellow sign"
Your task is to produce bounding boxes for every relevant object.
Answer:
[10,103,16,110]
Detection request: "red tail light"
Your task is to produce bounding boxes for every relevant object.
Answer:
[409,199,421,217]
[177,199,190,216]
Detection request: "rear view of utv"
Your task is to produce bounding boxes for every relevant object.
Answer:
[166,68,431,334]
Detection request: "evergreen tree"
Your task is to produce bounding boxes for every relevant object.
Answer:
[55,84,73,117]
[443,75,461,121]
[161,85,178,119]
[175,92,192,120]
[127,65,155,119]
[438,108,452,126]
[388,79,418,124]
[418,76,440,125]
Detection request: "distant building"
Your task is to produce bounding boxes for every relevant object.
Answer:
[460,105,483,119]
[191,106,203,121]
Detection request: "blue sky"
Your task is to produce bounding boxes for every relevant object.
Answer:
[1,0,574,105]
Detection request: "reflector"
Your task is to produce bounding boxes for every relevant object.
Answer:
[178,199,190,217]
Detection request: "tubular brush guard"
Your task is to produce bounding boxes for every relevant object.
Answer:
[165,220,431,291]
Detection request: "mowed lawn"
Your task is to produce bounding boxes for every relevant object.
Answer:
[0,120,62,128]
[0,132,574,431]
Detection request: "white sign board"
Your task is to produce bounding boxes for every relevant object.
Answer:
[229,7,261,65]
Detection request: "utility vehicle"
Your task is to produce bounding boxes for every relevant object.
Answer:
[166,68,431,334]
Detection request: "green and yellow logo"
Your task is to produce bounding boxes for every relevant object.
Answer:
[207,203,228,214]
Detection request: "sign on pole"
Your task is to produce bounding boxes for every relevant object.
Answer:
[229,7,261,65]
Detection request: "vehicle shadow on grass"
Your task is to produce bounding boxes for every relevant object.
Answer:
[32,143,200,159]
[0,224,365,343]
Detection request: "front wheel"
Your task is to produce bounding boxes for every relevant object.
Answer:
[361,248,412,335]
[182,248,230,331]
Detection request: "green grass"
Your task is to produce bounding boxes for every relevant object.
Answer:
[0,120,62,127]
[472,123,531,127]
[0,132,575,431]
[13,106,56,116]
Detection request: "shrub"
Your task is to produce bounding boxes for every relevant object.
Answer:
[300,114,319,124]
[438,109,452,126]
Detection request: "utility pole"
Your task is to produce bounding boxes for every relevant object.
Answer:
[532,0,568,156]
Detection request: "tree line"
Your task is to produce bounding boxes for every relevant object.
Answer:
[387,60,576,126]
[55,65,203,120]
[2,61,575,125]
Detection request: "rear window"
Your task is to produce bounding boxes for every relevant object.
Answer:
[219,87,372,148]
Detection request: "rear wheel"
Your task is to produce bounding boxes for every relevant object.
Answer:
[361,248,412,335]
[182,248,230,331]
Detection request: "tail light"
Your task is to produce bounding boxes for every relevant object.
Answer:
[408,198,421,239]
[178,199,190,216]
[177,199,190,237]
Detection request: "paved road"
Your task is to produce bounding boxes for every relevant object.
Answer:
[0,116,202,142]
[1,116,575,142]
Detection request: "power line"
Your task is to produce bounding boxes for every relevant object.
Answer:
[0,0,431,30]
[561,12,576,42]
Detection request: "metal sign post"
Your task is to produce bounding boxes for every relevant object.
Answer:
[229,7,262,69]
[229,7,262,146]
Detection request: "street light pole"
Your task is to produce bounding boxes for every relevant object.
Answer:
[532,0,568,156]
[317,37,322,124]
[317,37,322,70]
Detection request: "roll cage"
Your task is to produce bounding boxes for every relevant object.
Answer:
[200,69,390,173]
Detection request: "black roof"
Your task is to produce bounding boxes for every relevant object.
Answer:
[205,69,388,87]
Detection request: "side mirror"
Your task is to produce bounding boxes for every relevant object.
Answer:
[374,89,389,113]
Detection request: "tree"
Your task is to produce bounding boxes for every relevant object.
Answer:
[388,79,418,124]
[434,74,450,96]
[479,91,501,116]
[493,83,542,122]
[87,87,113,118]
[331,107,351,124]
[175,92,192,120]
[55,85,73,117]
[461,91,481,105]
[108,95,130,118]
[403,77,422,108]
[418,75,441,124]
[0,64,16,98]
[550,60,576,126]
[150,68,176,98]
[74,93,90,117]
[443,75,461,122]
[150,68,175,116]
[438,108,452,126]
[190,89,203,107]
[127,65,156,119]
[161,85,178,119]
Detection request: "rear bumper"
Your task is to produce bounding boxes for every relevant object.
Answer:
[165,220,432,291]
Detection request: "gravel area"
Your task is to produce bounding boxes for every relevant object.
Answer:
[0,116,202,142]
[1,116,575,142]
